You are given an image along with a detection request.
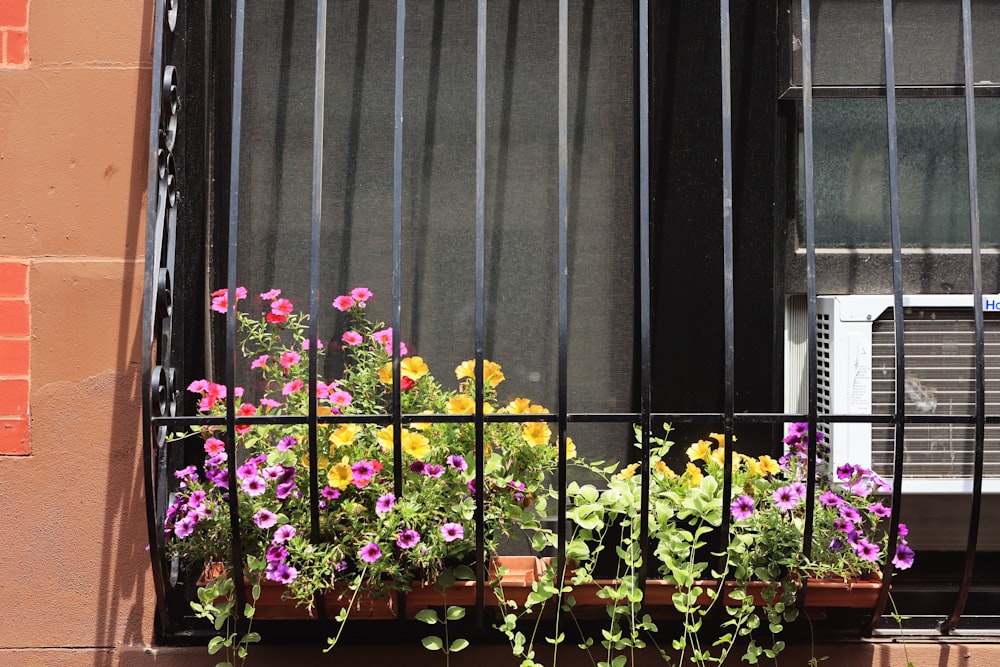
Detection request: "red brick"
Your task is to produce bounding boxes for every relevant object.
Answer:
[0,339,29,376]
[5,29,27,64]
[0,262,27,297]
[0,0,28,28]
[0,418,29,455]
[0,378,27,415]
[0,300,28,336]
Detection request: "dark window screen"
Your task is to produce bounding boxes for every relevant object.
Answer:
[232,1,635,460]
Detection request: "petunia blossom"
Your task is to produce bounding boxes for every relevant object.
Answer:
[375,493,396,515]
[359,542,382,563]
[441,522,465,543]
[396,529,420,549]
[730,495,755,521]
[892,543,915,570]
[772,485,800,512]
[272,524,296,544]
[254,508,278,529]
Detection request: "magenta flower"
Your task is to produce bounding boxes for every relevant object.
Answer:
[277,435,297,451]
[302,338,324,350]
[350,287,373,303]
[730,495,755,520]
[174,465,198,481]
[332,295,355,311]
[375,493,396,515]
[342,331,363,345]
[410,461,427,474]
[359,542,382,563]
[330,391,353,406]
[321,486,340,500]
[867,502,891,518]
[423,464,445,478]
[818,490,843,507]
[836,463,857,481]
[250,354,269,370]
[259,288,281,300]
[265,544,287,563]
[772,485,799,512]
[273,524,296,544]
[174,516,197,539]
[396,529,420,549]
[279,350,301,369]
[839,505,861,523]
[268,563,298,584]
[788,482,806,500]
[241,475,267,497]
[271,298,294,316]
[853,538,880,562]
[352,460,377,482]
[446,455,468,471]
[254,508,278,529]
[275,481,297,499]
[898,523,909,538]
[260,397,281,409]
[441,522,465,543]
[210,286,247,313]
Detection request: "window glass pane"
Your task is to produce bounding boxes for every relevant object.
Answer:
[789,0,1000,87]
[797,97,1000,248]
[233,1,634,461]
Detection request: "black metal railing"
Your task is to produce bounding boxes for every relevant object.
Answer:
[143,0,996,641]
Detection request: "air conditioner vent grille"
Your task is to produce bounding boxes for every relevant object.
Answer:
[870,308,1000,480]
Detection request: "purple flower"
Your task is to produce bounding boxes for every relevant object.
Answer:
[254,508,278,529]
[359,542,382,563]
[277,436,297,452]
[441,522,465,543]
[272,524,296,544]
[275,480,297,499]
[174,465,198,481]
[174,516,197,539]
[352,460,377,482]
[836,463,857,481]
[409,461,427,475]
[268,563,298,584]
[396,529,421,549]
[241,475,267,497]
[833,518,854,534]
[262,465,284,481]
[772,485,800,512]
[423,464,445,478]
[236,462,258,480]
[867,502,891,518]
[446,455,468,471]
[789,482,807,501]
[893,543,915,570]
[375,493,396,515]
[828,537,844,552]
[853,538,880,562]
[819,490,843,507]
[206,468,229,488]
[730,495,755,521]
[335,560,348,572]
[321,486,340,500]
[870,473,892,492]
[467,479,477,496]
[839,505,861,523]
[898,523,909,538]
[265,544,288,563]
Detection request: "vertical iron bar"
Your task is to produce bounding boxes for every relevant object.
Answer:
[307,0,327,547]
[870,0,906,631]
[718,0,735,550]
[636,0,652,590]
[556,0,569,595]
[799,0,820,562]
[224,0,248,612]
[391,0,406,501]
[942,0,985,635]
[474,0,487,620]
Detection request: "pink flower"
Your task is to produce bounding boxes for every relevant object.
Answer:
[351,287,373,303]
[332,295,355,311]
[204,437,225,456]
[279,351,301,369]
[250,354,269,370]
[302,338,324,350]
[271,298,294,316]
[236,403,257,434]
[187,379,209,393]
[372,328,393,346]
[259,397,281,409]
[283,379,304,395]
[342,331,362,345]
[330,391,352,406]
[259,288,282,300]
[210,287,247,313]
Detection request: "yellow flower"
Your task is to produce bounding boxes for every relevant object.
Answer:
[527,404,548,414]
[564,436,577,459]
[329,423,361,450]
[617,462,640,481]
[522,421,552,446]
[708,432,735,447]
[411,412,433,431]
[744,457,763,477]
[300,453,330,470]
[454,359,505,385]
[686,439,712,462]
[328,456,353,489]
[448,395,475,414]
[685,462,703,487]
[378,363,394,385]
[710,447,726,466]
[758,455,780,475]
[656,460,677,478]
[401,356,429,381]
[401,430,431,458]
[505,398,533,414]
[318,406,334,416]
[376,425,395,452]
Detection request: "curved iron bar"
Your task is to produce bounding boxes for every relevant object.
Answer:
[142,0,178,634]
[942,0,987,635]
[869,0,906,633]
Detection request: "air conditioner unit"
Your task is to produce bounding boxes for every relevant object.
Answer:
[785,294,1000,494]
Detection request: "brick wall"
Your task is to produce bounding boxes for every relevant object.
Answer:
[0,260,29,453]
[0,0,29,67]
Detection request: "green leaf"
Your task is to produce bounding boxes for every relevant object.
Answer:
[421,635,444,651]
[415,609,440,625]
[611,655,628,667]
[208,636,226,655]
[454,565,476,580]
[446,605,466,621]
[243,604,255,618]
[449,638,470,652]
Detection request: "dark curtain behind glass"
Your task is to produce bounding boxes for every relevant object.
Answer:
[233,0,635,462]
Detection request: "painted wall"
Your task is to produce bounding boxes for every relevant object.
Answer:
[0,2,998,665]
